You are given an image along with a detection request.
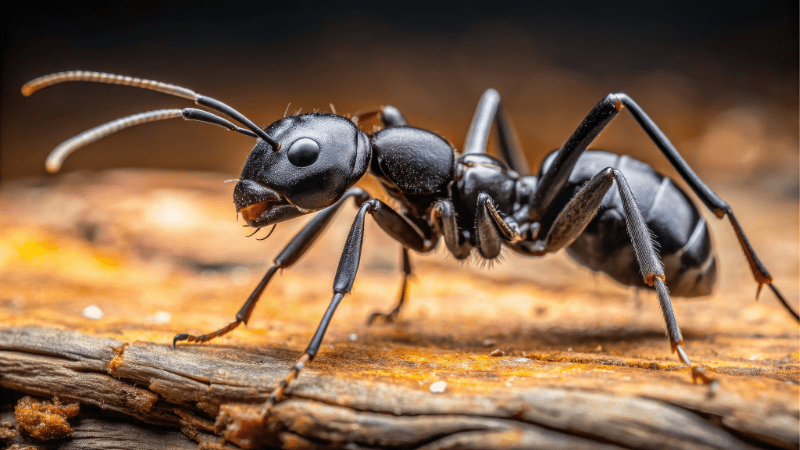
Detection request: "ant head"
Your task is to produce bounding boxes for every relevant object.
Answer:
[235,113,371,226]
[22,72,371,227]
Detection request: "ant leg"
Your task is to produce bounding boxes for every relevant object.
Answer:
[531,93,798,321]
[258,199,432,418]
[172,188,370,347]
[479,193,522,242]
[432,199,473,259]
[528,95,620,219]
[432,196,522,260]
[464,89,530,175]
[525,167,714,384]
[519,169,618,256]
[352,105,407,132]
[475,192,521,259]
[367,248,412,325]
[616,94,795,319]
[380,106,408,128]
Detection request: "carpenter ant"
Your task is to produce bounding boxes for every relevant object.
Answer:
[22,71,799,420]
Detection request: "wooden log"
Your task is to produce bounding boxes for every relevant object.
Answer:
[1,326,796,450]
[0,170,797,449]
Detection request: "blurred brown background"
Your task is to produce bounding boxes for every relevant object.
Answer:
[0,2,798,311]
[1,2,798,196]
[2,1,797,311]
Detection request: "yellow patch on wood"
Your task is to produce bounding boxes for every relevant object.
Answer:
[17,240,58,260]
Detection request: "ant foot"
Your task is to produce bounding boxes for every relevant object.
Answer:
[172,333,189,348]
[367,310,398,325]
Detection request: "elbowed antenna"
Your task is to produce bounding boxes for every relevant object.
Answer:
[44,108,258,173]
[22,71,279,149]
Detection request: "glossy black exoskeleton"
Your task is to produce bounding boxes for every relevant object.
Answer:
[23,71,798,419]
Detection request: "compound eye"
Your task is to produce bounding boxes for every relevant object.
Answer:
[287,138,320,167]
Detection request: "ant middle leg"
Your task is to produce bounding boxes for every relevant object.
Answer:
[432,193,521,262]
[172,188,370,347]
[368,248,412,325]
[464,89,530,175]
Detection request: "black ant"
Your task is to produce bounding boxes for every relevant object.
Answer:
[22,71,799,420]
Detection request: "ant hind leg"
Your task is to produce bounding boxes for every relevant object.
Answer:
[522,167,716,387]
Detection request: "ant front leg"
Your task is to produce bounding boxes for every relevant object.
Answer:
[172,188,370,347]
[255,198,431,419]
[521,168,714,385]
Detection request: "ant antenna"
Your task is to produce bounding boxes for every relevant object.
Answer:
[22,71,279,146]
[41,108,258,173]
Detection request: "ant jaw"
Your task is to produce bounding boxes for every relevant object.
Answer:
[239,200,273,222]
[234,179,309,227]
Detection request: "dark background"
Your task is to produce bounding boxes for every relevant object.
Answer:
[2,2,798,197]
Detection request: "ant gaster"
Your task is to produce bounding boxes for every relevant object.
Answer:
[23,71,799,420]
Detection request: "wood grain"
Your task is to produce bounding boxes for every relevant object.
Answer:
[0,170,797,449]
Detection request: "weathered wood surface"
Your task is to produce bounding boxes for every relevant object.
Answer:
[0,170,798,449]
[1,405,203,450]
